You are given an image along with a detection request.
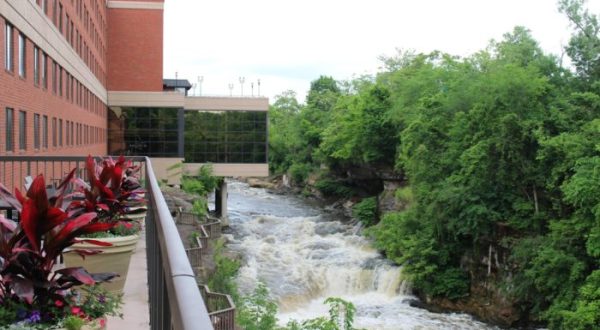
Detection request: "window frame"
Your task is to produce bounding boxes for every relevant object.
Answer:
[18,111,26,151]
[42,115,48,149]
[5,23,13,72]
[34,113,40,149]
[18,33,25,77]
[5,108,14,152]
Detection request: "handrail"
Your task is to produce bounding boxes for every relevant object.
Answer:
[145,157,214,329]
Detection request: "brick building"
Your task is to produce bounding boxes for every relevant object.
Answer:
[0,0,268,181]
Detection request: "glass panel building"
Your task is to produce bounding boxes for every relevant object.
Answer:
[184,111,267,163]
[108,106,268,164]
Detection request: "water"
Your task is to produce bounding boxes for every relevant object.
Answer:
[224,181,497,330]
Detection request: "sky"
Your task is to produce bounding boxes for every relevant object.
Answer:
[163,0,600,103]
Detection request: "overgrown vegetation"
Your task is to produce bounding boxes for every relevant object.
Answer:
[181,165,219,217]
[267,1,600,327]
[352,197,378,225]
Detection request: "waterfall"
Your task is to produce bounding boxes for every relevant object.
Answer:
[226,181,498,330]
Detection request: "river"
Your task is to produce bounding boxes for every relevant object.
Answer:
[223,180,498,330]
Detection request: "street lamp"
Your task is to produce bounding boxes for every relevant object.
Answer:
[228,83,234,97]
[251,82,254,97]
[239,76,245,96]
[257,79,261,96]
[198,76,204,96]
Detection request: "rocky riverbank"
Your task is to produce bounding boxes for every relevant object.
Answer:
[240,175,527,329]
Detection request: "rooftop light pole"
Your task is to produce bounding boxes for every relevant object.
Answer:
[239,76,245,96]
[257,79,261,96]
[228,83,234,96]
[251,82,254,97]
[198,76,204,96]
[175,71,179,94]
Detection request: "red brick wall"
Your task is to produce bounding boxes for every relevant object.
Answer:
[107,6,164,91]
[0,14,107,159]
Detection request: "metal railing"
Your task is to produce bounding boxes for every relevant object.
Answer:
[178,211,221,243]
[199,284,236,330]
[0,156,214,330]
[185,236,203,268]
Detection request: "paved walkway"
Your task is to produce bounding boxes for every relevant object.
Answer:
[108,232,150,329]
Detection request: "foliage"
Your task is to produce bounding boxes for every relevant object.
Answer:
[208,240,241,302]
[192,198,208,217]
[0,172,121,328]
[68,155,146,237]
[352,197,378,225]
[181,165,218,218]
[313,179,354,198]
[237,283,279,330]
[266,2,600,327]
[288,163,312,185]
[285,298,358,330]
[394,187,413,204]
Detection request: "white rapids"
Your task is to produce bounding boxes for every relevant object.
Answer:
[222,180,498,330]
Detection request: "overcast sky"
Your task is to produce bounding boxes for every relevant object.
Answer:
[163,0,600,103]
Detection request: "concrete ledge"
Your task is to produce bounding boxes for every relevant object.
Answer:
[185,163,269,177]
[185,96,269,112]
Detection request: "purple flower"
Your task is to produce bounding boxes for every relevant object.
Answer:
[98,294,106,304]
[26,310,41,323]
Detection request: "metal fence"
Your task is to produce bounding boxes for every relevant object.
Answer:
[199,284,236,330]
[0,156,214,330]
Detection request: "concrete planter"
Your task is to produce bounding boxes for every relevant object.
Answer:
[64,235,139,293]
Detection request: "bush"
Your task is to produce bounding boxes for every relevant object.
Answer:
[314,178,353,197]
[208,241,240,302]
[289,163,312,184]
[237,283,279,330]
[394,186,413,204]
[352,197,378,225]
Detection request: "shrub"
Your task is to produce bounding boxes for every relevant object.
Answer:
[352,197,378,225]
[314,178,353,197]
[289,163,312,184]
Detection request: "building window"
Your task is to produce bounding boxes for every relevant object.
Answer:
[5,108,13,152]
[52,0,57,25]
[42,115,48,148]
[41,52,47,88]
[52,117,56,147]
[58,119,63,146]
[5,23,13,71]
[58,3,63,33]
[33,46,39,85]
[42,0,47,15]
[66,121,70,145]
[58,67,62,97]
[52,62,57,93]
[34,114,40,149]
[65,14,70,39]
[19,111,26,150]
[70,121,74,146]
[18,34,25,77]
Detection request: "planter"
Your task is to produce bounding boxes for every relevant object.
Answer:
[64,235,139,293]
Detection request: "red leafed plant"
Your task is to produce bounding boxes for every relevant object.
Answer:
[68,155,146,236]
[0,172,120,326]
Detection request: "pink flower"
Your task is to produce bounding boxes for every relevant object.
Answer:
[99,318,106,328]
[124,222,133,229]
[71,306,81,315]
[55,300,64,307]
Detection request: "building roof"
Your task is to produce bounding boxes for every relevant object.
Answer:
[163,78,192,90]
